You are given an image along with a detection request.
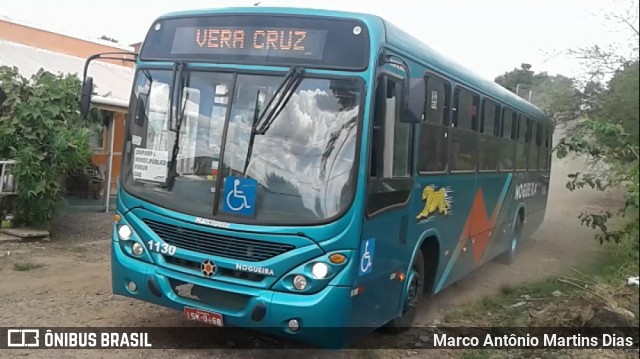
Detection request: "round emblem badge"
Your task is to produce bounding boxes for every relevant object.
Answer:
[201,259,217,277]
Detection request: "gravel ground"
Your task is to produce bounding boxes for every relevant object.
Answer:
[0,212,432,358]
[0,148,630,358]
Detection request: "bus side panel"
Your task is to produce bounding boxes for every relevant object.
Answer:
[473,172,517,265]
[355,208,415,328]
[531,168,551,234]
[512,170,548,241]
[409,173,480,295]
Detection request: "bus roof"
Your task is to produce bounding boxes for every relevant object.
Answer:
[156,6,549,123]
[381,21,548,122]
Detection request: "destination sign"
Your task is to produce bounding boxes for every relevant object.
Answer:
[171,26,328,60]
[139,15,370,69]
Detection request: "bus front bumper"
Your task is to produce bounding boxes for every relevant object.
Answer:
[111,240,355,348]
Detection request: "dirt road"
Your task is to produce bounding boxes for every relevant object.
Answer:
[0,142,623,358]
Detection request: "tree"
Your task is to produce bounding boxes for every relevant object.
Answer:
[0,66,93,228]
[580,80,606,118]
[529,74,581,125]
[556,0,639,254]
[597,62,639,149]
[566,0,639,83]
[495,63,539,94]
[496,64,581,126]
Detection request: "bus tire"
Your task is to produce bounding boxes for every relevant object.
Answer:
[382,250,425,334]
[497,217,523,265]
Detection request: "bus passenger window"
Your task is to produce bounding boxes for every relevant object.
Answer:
[371,77,411,179]
[478,99,500,171]
[449,130,477,171]
[367,74,412,215]
[539,126,550,170]
[546,128,552,169]
[481,99,499,136]
[529,122,541,171]
[424,77,449,125]
[449,87,478,171]
[388,80,411,178]
[515,115,528,170]
[452,88,478,131]
[418,76,450,173]
[369,81,386,177]
[499,108,516,171]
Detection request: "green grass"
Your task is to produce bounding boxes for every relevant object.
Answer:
[445,237,639,359]
[444,239,638,326]
[442,276,573,324]
[13,262,45,271]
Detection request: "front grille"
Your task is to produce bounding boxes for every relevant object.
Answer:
[164,256,265,282]
[143,219,294,262]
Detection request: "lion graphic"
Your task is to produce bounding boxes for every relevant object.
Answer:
[416,185,450,220]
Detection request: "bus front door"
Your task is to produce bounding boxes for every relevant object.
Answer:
[354,72,414,328]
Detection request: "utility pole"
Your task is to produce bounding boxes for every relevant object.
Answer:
[515,83,533,102]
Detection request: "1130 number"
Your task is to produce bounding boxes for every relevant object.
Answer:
[147,240,177,256]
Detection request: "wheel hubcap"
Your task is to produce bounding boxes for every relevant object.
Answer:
[404,274,420,314]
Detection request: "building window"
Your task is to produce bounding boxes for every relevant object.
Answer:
[89,125,105,149]
[88,109,112,150]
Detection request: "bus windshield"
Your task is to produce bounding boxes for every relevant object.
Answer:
[122,69,362,225]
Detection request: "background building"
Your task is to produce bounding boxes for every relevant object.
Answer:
[0,15,136,210]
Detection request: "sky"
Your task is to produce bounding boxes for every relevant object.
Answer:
[1,0,635,80]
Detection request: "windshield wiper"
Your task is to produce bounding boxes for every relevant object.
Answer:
[243,90,262,175]
[165,61,188,191]
[253,66,305,135]
[242,66,305,175]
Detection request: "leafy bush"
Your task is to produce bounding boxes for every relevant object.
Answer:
[552,0,639,256]
[0,66,92,227]
[555,62,639,255]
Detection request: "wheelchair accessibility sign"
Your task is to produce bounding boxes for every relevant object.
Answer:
[222,176,258,217]
[358,238,375,276]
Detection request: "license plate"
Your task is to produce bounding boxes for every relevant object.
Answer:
[184,307,224,327]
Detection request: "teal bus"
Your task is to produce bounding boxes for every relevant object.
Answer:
[80,6,553,348]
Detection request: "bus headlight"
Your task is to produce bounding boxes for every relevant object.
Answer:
[131,242,145,256]
[274,251,352,294]
[118,225,133,241]
[293,275,307,290]
[311,263,329,279]
[113,219,154,265]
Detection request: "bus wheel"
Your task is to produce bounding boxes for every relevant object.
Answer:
[497,218,522,265]
[383,250,425,333]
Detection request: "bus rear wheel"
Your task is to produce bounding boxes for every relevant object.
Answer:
[497,217,523,265]
[383,250,425,333]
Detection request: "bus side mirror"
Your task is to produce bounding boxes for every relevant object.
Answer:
[402,77,424,124]
[80,77,94,120]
